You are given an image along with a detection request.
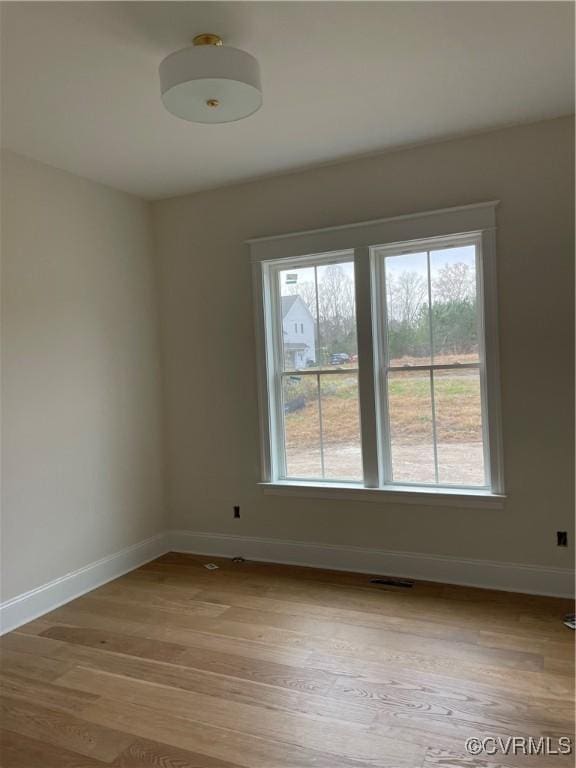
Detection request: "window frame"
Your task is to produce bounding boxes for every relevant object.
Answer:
[264,250,361,484]
[249,202,505,506]
[371,232,491,491]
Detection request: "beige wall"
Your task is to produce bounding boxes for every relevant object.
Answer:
[154,116,574,569]
[1,150,165,600]
[2,117,572,602]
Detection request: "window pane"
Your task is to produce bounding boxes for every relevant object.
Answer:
[278,265,317,371]
[434,368,485,486]
[316,262,358,368]
[388,370,436,483]
[282,375,321,479]
[278,258,357,371]
[320,374,362,481]
[430,245,479,364]
[384,251,431,367]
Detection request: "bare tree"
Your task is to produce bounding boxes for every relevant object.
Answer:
[387,271,427,326]
[286,265,356,356]
[287,280,317,319]
[433,262,475,304]
[318,265,355,342]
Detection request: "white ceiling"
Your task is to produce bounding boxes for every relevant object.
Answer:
[1,2,573,200]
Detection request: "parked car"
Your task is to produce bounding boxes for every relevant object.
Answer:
[329,353,350,365]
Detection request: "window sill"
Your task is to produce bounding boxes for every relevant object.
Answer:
[259,481,506,509]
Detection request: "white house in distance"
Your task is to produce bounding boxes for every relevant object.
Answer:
[281,295,316,368]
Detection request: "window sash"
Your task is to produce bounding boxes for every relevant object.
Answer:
[280,369,359,376]
[371,234,491,490]
[252,203,504,497]
[266,252,361,483]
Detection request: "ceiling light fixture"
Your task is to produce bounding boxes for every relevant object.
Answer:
[159,33,262,124]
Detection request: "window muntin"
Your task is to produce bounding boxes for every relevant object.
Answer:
[270,253,363,483]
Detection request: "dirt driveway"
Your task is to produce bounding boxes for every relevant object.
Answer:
[285,441,484,485]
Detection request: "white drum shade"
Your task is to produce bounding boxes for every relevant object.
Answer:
[159,44,262,123]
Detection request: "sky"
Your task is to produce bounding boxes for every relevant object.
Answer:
[384,245,476,282]
[279,259,355,295]
[278,246,476,294]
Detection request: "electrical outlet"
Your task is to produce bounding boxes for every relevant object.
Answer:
[557,531,568,547]
[233,505,240,519]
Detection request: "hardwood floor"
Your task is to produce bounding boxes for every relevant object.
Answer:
[0,553,574,767]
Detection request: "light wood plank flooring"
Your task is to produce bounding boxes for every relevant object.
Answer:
[1,553,574,767]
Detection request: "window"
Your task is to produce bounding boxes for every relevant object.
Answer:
[375,237,487,487]
[250,203,504,503]
[274,253,362,482]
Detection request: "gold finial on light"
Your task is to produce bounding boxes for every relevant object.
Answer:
[206,98,220,108]
[193,33,223,47]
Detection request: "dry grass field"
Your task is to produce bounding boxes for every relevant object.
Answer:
[283,355,484,484]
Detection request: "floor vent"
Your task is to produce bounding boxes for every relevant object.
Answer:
[369,577,414,588]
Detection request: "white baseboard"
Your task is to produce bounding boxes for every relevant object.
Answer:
[0,533,168,635]
[1,529,571,635]
[168,529,575,599]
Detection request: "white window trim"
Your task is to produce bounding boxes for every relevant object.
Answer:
[259,482,506,510]
[249,202,505,505]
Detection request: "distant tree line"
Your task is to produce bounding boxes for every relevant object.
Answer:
[288,261,477,363]
[386,262,478,360]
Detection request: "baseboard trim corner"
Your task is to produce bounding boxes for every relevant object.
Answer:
[0,532,168,635]
[168,529,574,598]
